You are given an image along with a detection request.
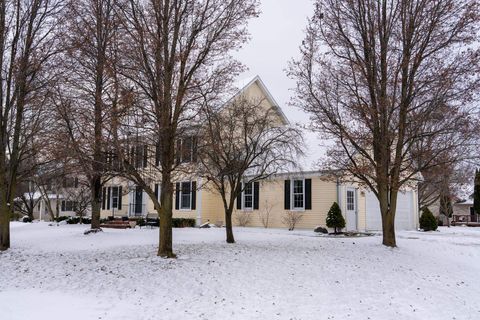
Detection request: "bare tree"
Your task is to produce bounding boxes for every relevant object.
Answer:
[54,0,122,232]
[290,0,480,247]
[14,181,41,220]
[62,181,92,222]
[198,95,302,243]
[113,0,259,257]
[0,0,64,250]
[258,199,274,228]
[282,211,303,231]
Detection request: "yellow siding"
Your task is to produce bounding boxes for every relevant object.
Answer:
[199,188,225,225]
[230,177,338,229]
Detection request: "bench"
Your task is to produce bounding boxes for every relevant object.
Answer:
[145,213,159,228]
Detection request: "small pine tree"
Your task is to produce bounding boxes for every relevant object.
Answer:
[474,169,480,216]
[326,202,345,234]
[419,207,438,231]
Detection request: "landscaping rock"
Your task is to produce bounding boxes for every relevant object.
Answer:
[314,226,328,234]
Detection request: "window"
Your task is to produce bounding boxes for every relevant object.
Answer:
[111,186,120,209]
[181,137,192,163]
[63,177,78,188]
[347,190,355,211]
[180,182,191,210]
[61,200,77,212]
[292,179,304,209]
[177,136,197,164]
[243,182,253,210]
[130,145,147,169]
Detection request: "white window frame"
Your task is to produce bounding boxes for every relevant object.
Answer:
[346,189,355,211]
[111,186,120,210]
[155,183,161,203]
[291,179,305,211]
[179,181,192,210]
[242,182,254,211]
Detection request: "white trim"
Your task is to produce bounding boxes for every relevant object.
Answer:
[110,186,121,210]
[291,179,305,211]
[196,179,202,226]
[345,187,357,231]
[179,181,192,211]
[242,182,254,211]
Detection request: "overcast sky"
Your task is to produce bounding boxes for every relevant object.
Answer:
[235,0,314,124]
[235,0,325,169]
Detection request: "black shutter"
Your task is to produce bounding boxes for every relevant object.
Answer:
[175,139,182,165]
[129,146,135,164]
[155,143,161,166]
[175,182,180,210]
[253,181,259,210]
[61,200,65,211]
[118,186,122,209]
[305,179,312,210]
[284,180,291,210]
[236,183,242,210]
[102,187,106,210]
[191,181,196,210]
[143,145,148,167]
[107,187,111,210]
[192,136,197,162]
[154,183,159,201]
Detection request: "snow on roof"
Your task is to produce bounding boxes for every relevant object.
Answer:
[15,192,63,201]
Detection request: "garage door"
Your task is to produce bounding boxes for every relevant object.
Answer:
[366,191,414,231]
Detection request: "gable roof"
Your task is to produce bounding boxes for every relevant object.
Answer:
[233,75,290,125]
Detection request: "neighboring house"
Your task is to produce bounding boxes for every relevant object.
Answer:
[15,176,92,221]
[100,76,420,231]
[452,188,478,225]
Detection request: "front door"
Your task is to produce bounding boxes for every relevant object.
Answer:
[346,188,357,231]
[134,186,143,216]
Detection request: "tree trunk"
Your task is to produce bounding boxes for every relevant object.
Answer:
[0,187,11,250]
[158,173,175,258]
[90,175,102,230]
[378,184,397,247]
[381,210,396,247]
[225,208,235,244]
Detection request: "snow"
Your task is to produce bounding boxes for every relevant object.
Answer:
[1,222,480,320]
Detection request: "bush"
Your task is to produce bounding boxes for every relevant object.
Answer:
[172,218,196,228]
[80,217,91,224]
[66,217,80,224]
[326,202,345,234]
[436,217,444,227]
[234,211,252,227]
[21,216,32,223]
[419,207,438,231]
[282,211,303,231]
[129,217,147,227]
[55,216,70,222]
[11,211,22,221]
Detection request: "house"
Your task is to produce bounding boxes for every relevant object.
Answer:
[100,76,420,232]
[451,188,479,225]
[14,176,91,221]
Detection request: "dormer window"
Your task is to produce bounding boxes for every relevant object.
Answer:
[176,136,197,164]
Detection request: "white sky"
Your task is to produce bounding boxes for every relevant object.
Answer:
[235,0,327,170]
[236,0,313,124]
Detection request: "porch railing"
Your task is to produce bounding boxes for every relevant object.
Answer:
[452,214,479,224]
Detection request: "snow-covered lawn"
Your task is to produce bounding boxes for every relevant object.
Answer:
[1,222,479,320]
